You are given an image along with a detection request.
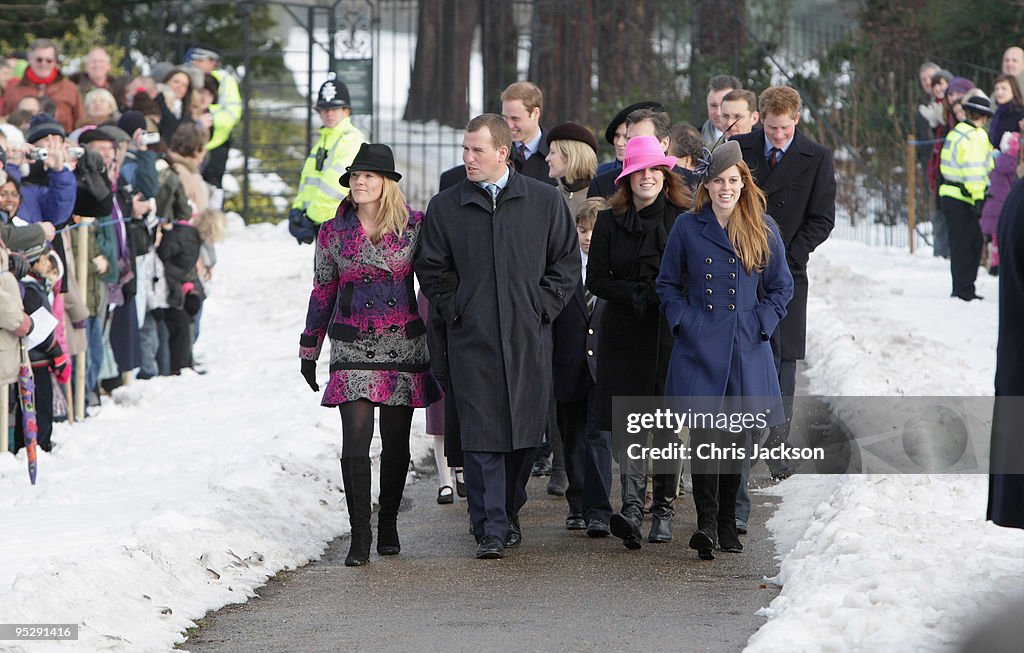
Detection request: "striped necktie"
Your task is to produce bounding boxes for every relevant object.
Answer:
[768,147,782,169]
[584,287,596,316]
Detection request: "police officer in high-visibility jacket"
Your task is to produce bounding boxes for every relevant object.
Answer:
[185,46,242,191]
[939,94,994,301]
[288,74,366,244]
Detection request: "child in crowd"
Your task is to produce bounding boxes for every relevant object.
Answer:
[552,197,612,537]
[14,244,69,453]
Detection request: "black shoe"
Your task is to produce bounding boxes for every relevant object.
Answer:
[475,536,505,559]
[647,515,673,543]
[377,518,401,556]
[565,514,586,530]
[610,512,642,550]
[531,458,552,477]
[717,525,744,553]
[688,529,716,560]
[455,469,466,497]
[586,519,611,538]
[504,516,523,547]
[547,469,567,496]
[954,293,984,301]
[736,520,748,535]
[437,485,454,505]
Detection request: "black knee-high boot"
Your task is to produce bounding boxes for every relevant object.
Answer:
[376,450,409,556]
[610,470,645,550]
[716,473,743,553]
[648,471,678,543]
[341,457,373,566]
[689,473,719,560]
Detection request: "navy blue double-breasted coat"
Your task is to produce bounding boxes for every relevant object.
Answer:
[656,206,794,424]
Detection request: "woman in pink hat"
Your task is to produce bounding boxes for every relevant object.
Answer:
[585,135,692,550]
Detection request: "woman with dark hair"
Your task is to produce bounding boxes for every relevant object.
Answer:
[989,74,1024,149]
[156,67,195,143]
[299,143,441,566]
[586,135,692,550]
[656,141,793,560]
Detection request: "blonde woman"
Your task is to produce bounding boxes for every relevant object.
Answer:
[545,122,599,217]
[656,141,794,560]
[299,143,441,566]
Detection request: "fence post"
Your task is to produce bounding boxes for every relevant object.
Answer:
[74,219,92,421]
[906,134,916,254]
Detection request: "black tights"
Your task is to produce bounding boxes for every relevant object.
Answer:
[339,399,414,459]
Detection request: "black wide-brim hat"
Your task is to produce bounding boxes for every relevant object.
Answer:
[604,100,665,145]
[340,143,402,187]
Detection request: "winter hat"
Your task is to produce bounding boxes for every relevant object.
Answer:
[547,122,598,152]
[78,126,116,145]
[25,113,66,144]
[316,73,351,110]
[605,101,664,145]
[614,135,677,186]
[930,69,954,86]
[150,61,175,84]
[699,140,743,183]
[962,94,994,116]
[339,143,401,187]
[117,111,148,138]
[98,123,131,144]
[21,242,50,264]
[947,77,975,97]
[185,45,220,63]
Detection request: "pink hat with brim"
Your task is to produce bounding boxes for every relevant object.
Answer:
[614,135,677,185]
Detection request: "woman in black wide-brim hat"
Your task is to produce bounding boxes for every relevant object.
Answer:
[299,143,441,566]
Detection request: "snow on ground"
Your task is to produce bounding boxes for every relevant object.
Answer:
[745,239,1024,653]
[0,218,432,652]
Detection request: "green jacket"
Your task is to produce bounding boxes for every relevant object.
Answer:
[290,117,365,225]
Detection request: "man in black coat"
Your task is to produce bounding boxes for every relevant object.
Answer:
[417,114,579,559]
[733,86,836,476]
[989,177,1024,529]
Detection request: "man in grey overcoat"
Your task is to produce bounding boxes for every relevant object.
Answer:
[417,113,580,559]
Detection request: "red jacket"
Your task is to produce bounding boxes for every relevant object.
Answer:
[4,73,83,134]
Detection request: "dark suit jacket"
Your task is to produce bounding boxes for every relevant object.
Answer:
[552,275,604,403]
[733,127,835,360]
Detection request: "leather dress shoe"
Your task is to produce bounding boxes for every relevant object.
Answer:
[531,457,552,477]
[609,512,642,550]
[504,516,523,547]
[648,515,673,543]
[586,519,611,538]
[565,514,586,530]
[547,469,567,496]
[437,485,454,505]
[455,468,466,497]
[475,536,505,559]
[689,529,716,560]
[736,520,748,535]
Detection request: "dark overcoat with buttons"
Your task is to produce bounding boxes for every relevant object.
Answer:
[733,127,835,361]
[416,168,580,452]
[552,275,605,403]
[586,197,684,430]
[656,206,794,424]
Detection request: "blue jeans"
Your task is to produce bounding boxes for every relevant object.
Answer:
[85,315,105,393]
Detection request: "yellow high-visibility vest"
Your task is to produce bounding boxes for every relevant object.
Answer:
[291,117,366,225]
[939,121,994,205]
[207,69,242,151]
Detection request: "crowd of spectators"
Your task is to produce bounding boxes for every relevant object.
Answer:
[0,38,236,453]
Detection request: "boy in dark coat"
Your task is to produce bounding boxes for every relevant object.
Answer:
[552,198,611,537]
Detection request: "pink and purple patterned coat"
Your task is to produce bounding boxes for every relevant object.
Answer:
[299,202,441,408]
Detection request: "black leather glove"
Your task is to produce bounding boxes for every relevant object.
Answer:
[301,359,319,392]
[9,252,29,279]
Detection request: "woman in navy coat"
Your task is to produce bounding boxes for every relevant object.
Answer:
[656,140,794,560]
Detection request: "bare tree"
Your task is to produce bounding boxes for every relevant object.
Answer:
[480,1,518,114]
[529,0,597,127]
[404,0,478,127]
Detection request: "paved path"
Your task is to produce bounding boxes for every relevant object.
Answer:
[183,465,782,653]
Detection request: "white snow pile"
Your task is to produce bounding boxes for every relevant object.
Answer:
[746,239,1024,652]
[0,218,431,652]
